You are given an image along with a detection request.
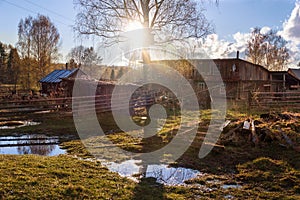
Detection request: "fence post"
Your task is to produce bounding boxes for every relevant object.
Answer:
[247,91,252,116]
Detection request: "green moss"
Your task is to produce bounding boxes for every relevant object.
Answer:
[239,157,289,174]
[0,155,218,199]
[0,112,77,137]
[235,157,300,195]
[0,154,136,199]
[60,140,92,158]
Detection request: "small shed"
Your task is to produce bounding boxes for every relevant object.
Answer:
[39,68,85,97]
[270,70,300,91]
[286,68,300,90]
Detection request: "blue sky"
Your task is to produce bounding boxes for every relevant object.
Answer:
[205,0,296,39]
[0,0,299,66]
[0,0,76,59]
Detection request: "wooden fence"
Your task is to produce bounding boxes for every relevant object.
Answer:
[0,92,160,117]
[249,91,300,111]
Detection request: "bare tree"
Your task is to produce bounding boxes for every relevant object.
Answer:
[31,15,60,78]
[17,14,61,89]
[246,27,290,71]
[17,16,33,89]
[67,45,102,67]
[67,45,85,65]
[74,0,217,46]
[246,28,265,65]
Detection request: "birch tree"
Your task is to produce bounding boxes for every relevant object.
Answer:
[17,14,61,89]
[31,15,60,78]
[246,27,290,71]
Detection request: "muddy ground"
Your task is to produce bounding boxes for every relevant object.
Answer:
[1,110,300,199]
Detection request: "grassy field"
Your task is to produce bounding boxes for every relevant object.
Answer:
[1,154,300,199]
[1,110,300,199]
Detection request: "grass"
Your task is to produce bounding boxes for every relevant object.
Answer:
[234,157,300,198]
[0,154,219,199]
[3,109,300,199]
[0,154,137,199]
[0,111,77,137]
[4,154,297,199]
[61,110,300,172]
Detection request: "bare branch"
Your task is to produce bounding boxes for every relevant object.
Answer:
[246,27,290,71]
[74,0,215,46]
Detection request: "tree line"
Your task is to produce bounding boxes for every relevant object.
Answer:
[0,14,60,91]
[0,14,102,92]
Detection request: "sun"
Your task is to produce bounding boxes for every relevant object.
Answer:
[125,21,144,32]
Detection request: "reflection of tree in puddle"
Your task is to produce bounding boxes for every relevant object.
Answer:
[103,159,200,185]
[0,121,40,129]
[17,136,56,156]
[146,165,199,185]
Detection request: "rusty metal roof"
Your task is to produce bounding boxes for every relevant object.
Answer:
[39,68,78,83]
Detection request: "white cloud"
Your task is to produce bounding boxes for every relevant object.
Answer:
[201,34,231,58]
[260,26,271,35]
[280,1,300,45]
[276,1,300,67]
[193,34,234,58]
[187,32,250,59]
[179,2,300,68]
[232,32,251,51]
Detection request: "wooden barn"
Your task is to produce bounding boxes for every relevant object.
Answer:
[209,58,270,99]
[39,68,86,97]
[154,54,298,104]
[156,58,269,101]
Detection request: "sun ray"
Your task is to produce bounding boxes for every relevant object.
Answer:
[125,21,144,32]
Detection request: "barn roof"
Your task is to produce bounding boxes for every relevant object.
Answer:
[39,68,79,83]
[288,68,300,80]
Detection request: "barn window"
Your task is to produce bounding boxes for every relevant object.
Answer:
[232,64,237,72]
[198,82,206,91]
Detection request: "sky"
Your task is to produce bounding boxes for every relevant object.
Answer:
[0,0,299,67]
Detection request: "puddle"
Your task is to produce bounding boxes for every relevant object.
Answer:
[224,195,235,199]
[101,159,201,185]
[103,159,141,177]
[0,134,65,156]
[0,121,40,129]
[146,164,201,185]
[221,184,242,189]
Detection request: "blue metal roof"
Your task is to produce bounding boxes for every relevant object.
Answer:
[39,68,78,83]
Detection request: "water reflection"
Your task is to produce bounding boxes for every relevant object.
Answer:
[146,165,200,185]
[17,144,55,155]
[221,184,242,189]
[103,159,141,177]
[0,121,40,129]
[101,159,201,185]
[0,135,65,156]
